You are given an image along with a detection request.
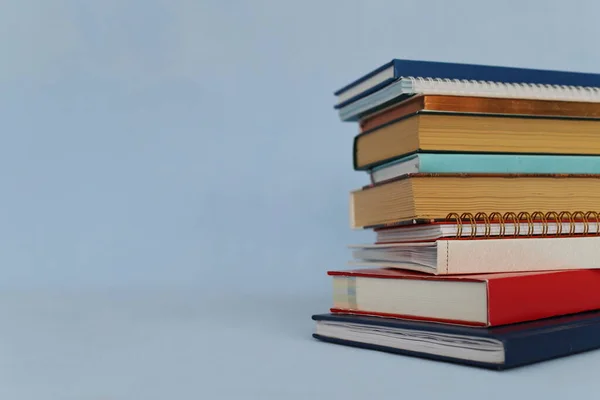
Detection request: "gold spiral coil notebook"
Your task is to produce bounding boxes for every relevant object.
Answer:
[446,211,600,238]
[374,210,600,243]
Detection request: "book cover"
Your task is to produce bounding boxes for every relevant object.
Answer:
[334,59,600,109]
[329,268,600,326]
[313,311,600,369]
[369,153,600,183]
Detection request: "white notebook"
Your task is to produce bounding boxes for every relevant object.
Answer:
[338,77,600,122]
[375,221,600,243]
[349,236,600,275]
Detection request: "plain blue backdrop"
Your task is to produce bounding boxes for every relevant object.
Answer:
[2,0,600,292]
[2,0,600,398]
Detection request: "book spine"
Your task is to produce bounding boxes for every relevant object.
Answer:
[352,134,360,170]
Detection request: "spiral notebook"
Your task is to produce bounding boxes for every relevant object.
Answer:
[374,210,600,242]
[334,59,600,110]
[349,211,600,275]
[336,59,600,122]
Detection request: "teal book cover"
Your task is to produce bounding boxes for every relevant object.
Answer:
[370,153,600,183]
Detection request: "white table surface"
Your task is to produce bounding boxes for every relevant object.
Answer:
[0,288,597,399]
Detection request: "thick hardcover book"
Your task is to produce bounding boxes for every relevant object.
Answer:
[353,113,600,171]
[329,268,600,326]
[368,153,600,184]
[312,312,600,370]
[349,174,600,228]
[334,59,600,110]
[359,95,600,133]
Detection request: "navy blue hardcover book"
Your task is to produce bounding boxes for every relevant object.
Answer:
[312,312,600,370]
[334,59,600,109]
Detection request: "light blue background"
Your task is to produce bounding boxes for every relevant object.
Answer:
[2,0,600,398]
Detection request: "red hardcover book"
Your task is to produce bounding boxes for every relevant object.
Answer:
[329,268,600,327]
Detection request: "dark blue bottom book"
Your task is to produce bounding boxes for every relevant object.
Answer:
[312,312,600,370]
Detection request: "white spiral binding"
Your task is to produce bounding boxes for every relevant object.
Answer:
[405,76,600,102]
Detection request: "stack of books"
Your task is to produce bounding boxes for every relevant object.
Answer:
[312,59,600,370]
